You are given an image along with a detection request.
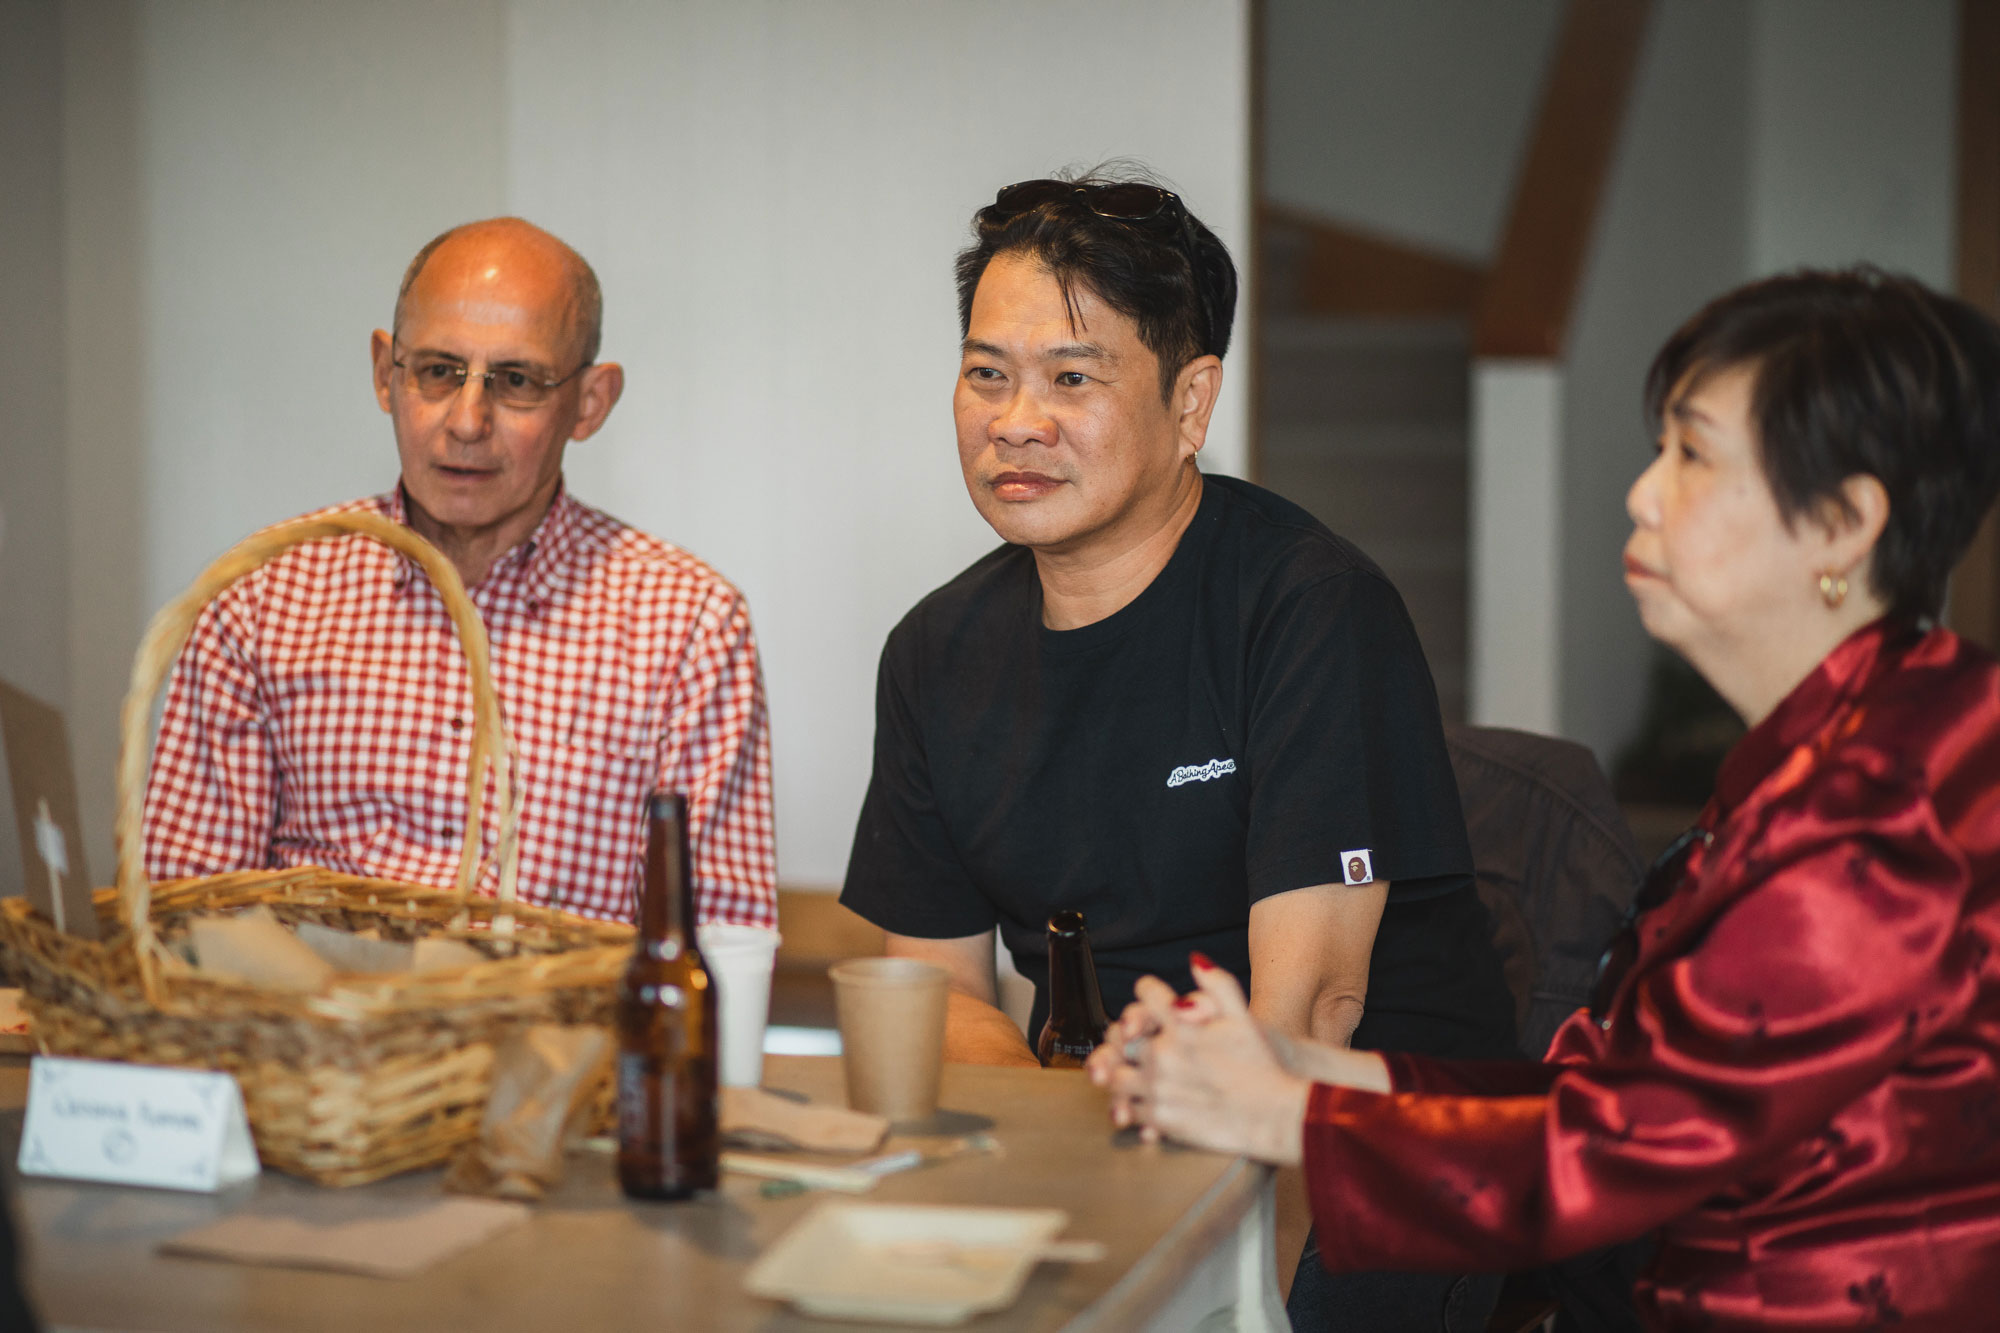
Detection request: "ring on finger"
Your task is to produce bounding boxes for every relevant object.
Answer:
[1121,1036,1148,1063]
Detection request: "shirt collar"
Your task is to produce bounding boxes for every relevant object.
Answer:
[384,481,581,617]
[1708,616,1924,818]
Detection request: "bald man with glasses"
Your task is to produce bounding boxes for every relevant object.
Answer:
[143,217,777,931]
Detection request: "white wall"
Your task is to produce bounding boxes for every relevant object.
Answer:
[1748,0,1956,286]
[1261,0,1562,261]
[51,0,512,887]
[0,1,69,895]
[135,0,511,608]
[1469,362,1561,732]
[501,0,1250,886]
[43,0,1251,888]
[1263,0,1762,765]
[1555,0,1956,769]
[56,0,148,902]
[1388,0,1956,770]
[1556,0,1753,768]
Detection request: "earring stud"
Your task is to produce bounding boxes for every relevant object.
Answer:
[1818,571,1849,609]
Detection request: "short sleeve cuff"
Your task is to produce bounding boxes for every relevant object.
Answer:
[838,882,996,940]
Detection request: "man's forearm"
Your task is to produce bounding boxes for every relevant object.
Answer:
[943,990,1041,1067]
[1245,877,1389,1055]
[1250,977,1364,1047]
[1311,991,1366,1049]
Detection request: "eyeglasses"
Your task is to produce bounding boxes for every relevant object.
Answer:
[392,346,590,410]
[1587,825,1706,1026]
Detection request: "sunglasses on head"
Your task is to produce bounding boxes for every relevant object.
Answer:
[980,180,1215,356]
[985,179,1188,224]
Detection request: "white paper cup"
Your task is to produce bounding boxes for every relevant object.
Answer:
[697,924,782,1087]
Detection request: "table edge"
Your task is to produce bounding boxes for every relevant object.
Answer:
[1065,1154,1272,1330]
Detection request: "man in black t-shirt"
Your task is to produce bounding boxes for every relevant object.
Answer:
[844,172,1514,1067]
[841,172,1518,1328]
[846,472,1516,1063]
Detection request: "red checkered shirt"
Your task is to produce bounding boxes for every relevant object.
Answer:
[143,485,777,928]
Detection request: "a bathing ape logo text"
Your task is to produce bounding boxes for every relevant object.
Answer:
[1166,759,1236,788]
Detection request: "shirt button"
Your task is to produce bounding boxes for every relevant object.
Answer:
[449,717,464,731]
[440,824,458,838]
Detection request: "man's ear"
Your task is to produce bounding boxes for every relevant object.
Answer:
[569,362,625,442]
[370,329,396,413]
[1174,355,1224,461]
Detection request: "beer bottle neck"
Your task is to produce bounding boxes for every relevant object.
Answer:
[1047,924,1109,1032]
[641,792,697,944]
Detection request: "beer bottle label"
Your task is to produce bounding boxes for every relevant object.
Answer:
[617,1051,652,1142]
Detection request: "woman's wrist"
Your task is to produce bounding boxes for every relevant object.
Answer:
[1271,1034,1392,1094]
[1264,1024,1303,1075]
[1257,1072,1311,1167]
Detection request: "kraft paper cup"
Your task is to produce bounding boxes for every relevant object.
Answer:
[697,924,782,1088]
[828,957,949,1122]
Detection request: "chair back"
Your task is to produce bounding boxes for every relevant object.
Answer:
[1446,724,1642,1059]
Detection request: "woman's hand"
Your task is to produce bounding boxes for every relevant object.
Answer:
[1087,976,1213,1127]
[1092,958,1311,1167]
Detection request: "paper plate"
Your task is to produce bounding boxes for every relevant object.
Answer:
[744,1200,1071,1325]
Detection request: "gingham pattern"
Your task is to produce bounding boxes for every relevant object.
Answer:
[142,487,777,928]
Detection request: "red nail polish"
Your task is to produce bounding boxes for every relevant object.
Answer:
[1174,996,1200,1011]
[1189,951,1215,972]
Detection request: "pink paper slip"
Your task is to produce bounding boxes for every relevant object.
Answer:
[159,1197,529,1278]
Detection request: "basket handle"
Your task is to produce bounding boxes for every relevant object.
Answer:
[114,512,518,986]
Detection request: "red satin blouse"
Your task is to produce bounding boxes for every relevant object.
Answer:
[1302,619,2000,1330]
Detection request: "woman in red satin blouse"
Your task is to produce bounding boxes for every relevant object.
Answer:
[1090,268,2000,1331]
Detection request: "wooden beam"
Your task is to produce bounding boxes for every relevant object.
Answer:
[1950,0,2000,652]
[775,887,882,966]
[1474,0,1653,358]
[1261,202,1485,318]
[1960,0,2000,318]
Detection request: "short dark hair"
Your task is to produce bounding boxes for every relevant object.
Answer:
[1645,267,2000,621]
[955,166,1238,401]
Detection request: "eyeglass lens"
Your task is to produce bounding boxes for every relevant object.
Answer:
[402,357,558,409]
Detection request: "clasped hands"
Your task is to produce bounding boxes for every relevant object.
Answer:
[1084,954,1314,1167]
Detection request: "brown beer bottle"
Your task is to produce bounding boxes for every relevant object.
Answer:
[616,791,719,1199]
[1037,910,1110,1068]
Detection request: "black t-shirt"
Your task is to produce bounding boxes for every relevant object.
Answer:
[842,475,1516,1058]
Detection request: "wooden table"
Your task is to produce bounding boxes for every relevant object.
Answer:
[2,1055,1282,1331]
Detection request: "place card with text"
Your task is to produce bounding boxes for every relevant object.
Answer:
[17,1056,259,1192]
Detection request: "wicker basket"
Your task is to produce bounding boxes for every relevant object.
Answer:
[0,512,633,1186]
